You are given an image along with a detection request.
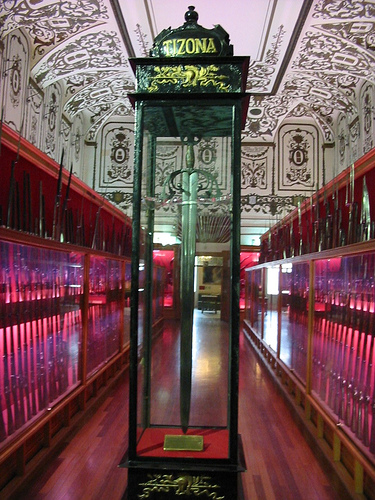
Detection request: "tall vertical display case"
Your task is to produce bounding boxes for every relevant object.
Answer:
[121,7,249,499]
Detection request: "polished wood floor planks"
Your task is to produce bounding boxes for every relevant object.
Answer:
[14,313,341,499]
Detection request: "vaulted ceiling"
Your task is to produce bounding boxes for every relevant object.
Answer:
[1,0,374,146]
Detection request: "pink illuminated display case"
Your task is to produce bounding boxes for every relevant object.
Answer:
[0,236,131,446]
[244,251,375,462]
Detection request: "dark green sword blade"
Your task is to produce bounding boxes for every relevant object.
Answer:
[180,146,198,433]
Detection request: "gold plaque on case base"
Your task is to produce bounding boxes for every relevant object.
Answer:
[163,434,204,452]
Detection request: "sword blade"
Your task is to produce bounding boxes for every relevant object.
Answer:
[180,157,198,433]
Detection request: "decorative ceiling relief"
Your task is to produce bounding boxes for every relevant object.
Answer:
[134,23,150,56]
[284,73,357,120]
[361,83,374,154]
[241,146,269,191]
[337,114,349,173]
[72,118,83,162]
[26,82,43,148]
[42,83,62,159]
[241,192,295,218]
[349,116,360,164]
[0,1,109,58]
[314,21,375,51]
[278,125,317,192]
[239,145,296,220]
[60,115,72,154]
[243,95,288,139]
[100,124,134,190]
[64,75,134,118]
[3,30,29,130]
[33,30,128,87]
[313,1,375,20]
[294,31,375,83]
[246,25,285,93]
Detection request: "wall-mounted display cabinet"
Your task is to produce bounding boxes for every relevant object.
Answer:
[243,242,375,498]
[0,228,133,497]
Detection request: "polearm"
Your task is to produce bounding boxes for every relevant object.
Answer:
[60,163,73,242]
[6,160,16,228]
[0,283,6,440]
[2,317,15,436]
[39,181,46,238]
[360,176,371,242]
[363,288,375,446]
[347,163,358,245]
[76,198,85,246]
[351,329,365,433]
[355,331,371,440]
[8,279,23,429]
[324,189,332,250]
[52,149,64,240]
[91,205,102,249]
[22,171,32,233]
[312,193,320,252]
[28,292,37,416]
[297,199,302,255]
[328,322,341,409]
[0,394,6,441]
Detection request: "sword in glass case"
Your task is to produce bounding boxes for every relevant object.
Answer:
[159,136,223,433]
[179,141,198,433]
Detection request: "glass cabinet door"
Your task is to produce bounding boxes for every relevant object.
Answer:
[129,98,243,463]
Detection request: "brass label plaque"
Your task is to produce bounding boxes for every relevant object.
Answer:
[163,434,204,451]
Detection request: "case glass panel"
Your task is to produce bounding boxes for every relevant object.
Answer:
[246,267,263,338]
[312,254,375,448]
[87,257,122,377]
[0,240,84,443]
[135,101,236,458]
[153,250,174,309]
[280,262,309,382]
[264,265,279,352]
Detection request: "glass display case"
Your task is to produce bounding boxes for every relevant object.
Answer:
[0,240,84,442]
[0,235,131,448]
[122,7,250,499]
[244,249,375,461]
[312,254,375,448]
[86,257,124,377]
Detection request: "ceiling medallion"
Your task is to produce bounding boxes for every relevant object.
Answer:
[287,131,311,184]
[108,130,131,181]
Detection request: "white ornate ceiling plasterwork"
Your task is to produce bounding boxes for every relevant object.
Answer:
[1,0,375,144]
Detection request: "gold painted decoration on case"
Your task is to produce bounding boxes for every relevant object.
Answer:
[147,65,230,92]
[138,474,224,499]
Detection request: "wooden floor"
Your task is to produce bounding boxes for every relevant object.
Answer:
[13,313,343,500]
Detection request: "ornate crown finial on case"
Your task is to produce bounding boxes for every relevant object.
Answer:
[185,6,198,23]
